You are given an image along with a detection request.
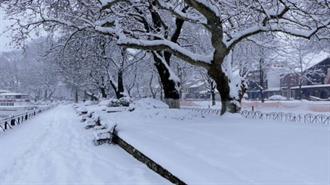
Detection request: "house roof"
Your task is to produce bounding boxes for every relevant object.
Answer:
[282,53,330,79]
[303,51,330,69]
[291,84,330,89]
[264,87,281,92]
[0,90,11,94]
[189,81,205,88]
[0,92,28,96]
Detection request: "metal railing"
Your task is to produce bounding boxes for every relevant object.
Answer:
[0,105,54,133]
[240,110,330,125]
[182,108,222,115]
[183,107,330,125]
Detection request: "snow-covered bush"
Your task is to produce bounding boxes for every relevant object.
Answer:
[102,97,132,107]
[108,99,121,107]
[118,97,131,107]
[268,95,287,101]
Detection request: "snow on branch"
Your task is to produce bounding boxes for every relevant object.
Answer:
[226,20,330,50]
[100,0,128,10]
[153,52,181,87]
[225,1,330,50]
[117,37,212,69]
[156,1,207,26]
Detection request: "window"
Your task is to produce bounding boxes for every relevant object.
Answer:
[0,102,14,106]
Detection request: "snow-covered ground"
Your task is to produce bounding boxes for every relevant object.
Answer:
[0,105,167,185]
[1,100,329,185]
[85,99,330,185]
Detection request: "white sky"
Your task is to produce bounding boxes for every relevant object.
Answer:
[0,8,15,53]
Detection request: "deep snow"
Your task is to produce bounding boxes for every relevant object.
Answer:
[0,105,167,185]
[1,101,329,185]
[85,99,330,185]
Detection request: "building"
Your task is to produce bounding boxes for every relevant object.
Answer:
[0,90,10,94]
[288,57,330,100]
[184,80,211,99]
[246,54,330,100]
[246,64,284,100]
[245,70,267,100]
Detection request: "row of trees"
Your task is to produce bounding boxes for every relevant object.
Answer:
[0,40,60,100]
[0,0,329,114]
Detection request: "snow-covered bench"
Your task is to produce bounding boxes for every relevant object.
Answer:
[93,125,117,146]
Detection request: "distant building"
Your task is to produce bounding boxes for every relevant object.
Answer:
[184,80,211,99]
[280,73,300,98]
[246,54,330,100]
[245,70,267,100]
[0,90,10,94]
[263,64,285,98]
[288,57,330,100]
[246,64,285,100]
[0,91,31,108]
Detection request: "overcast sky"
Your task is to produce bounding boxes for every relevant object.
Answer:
[0,8,15,53]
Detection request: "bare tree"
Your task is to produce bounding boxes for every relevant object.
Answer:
[1,0,329,113]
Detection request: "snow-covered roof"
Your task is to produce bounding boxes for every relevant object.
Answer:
[0,90,11,94]
[199,90,209,94]
[290,84,330,89]
[303,51,330,69]
[264,87,281,92]
[0,92,29,96]
[189,81,205,88]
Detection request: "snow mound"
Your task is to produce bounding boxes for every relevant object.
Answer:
[98,99,112,106]
[133,98,169,109]
[99,98,131,107]
[83,100,97,106]
[268,95,287,101]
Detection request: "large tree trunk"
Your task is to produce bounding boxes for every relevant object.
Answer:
[298,83,302,100]
[210,82,216,106]
[100,76,107,98]
[74,87,79,103]
[100,87,107,98]
[147,3,184,109]
[44,90,48,101]
[153,54,180,108]
[116,70,125,99]
[109,71,125,99]
[208,66,241,115]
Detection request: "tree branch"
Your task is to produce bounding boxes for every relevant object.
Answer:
[118,37,212,69]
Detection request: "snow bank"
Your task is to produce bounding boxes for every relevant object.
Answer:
[268,95,287,100]
[83,100,97,106]
[99,98,131,107]
[85,105,329,185]
[133,98,169,109]
[98,99,112,106]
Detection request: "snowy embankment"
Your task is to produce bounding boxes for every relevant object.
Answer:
[84,98,330,185]
[0,105,167,185]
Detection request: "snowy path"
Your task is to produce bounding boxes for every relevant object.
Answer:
[0,105,167,185]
